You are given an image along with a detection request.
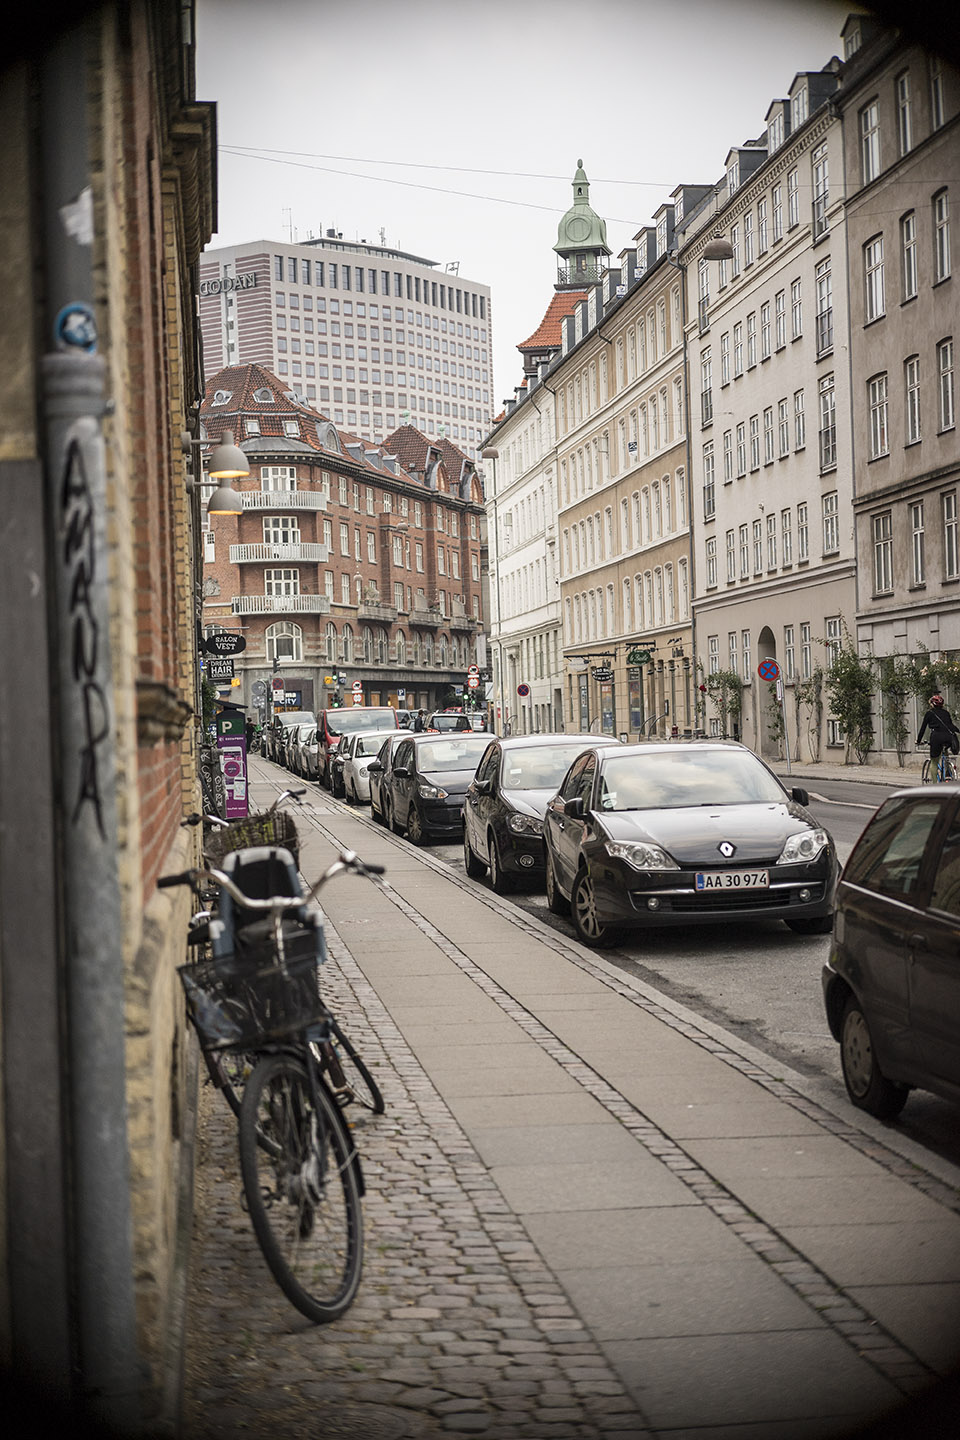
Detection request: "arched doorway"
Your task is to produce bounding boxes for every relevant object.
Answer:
[756,625,781,759]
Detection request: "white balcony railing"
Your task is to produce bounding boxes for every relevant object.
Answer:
[229,542,330,564]
[231,594,331,615]
[238,490,328,510]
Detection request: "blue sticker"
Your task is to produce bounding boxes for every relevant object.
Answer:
[55,302,98,354]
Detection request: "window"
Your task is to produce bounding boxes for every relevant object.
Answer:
[778,399,790,458]
[731,224,741,277]
[763,407,774,463]
[791,279,802,340]
[905,355,921,443]
[934,191,951,283]
[792,86,808,130]
[897,71,912,155]
[868,374,889,458]
[768,113,784,152]
[819,376,836,470]
[741,629,752,682]
[901,212,918,301]
[700,348,713,424]
[261,465,297,491]
[798,502,809,561]
[930,55,945,130]
[702,441,716,519]
[944,491,959,579]
[753,519,763,574]
[782,508,793,565]
[203,529,214,563]
[739,523,749,578]
[339,521,350,555]
[263,515,300,547]
[911,500,925,585]
[860,101,880,184]
[265,621,302,663]
[746,312,757,367]
[758,198,768,253]
[705,536,717,588]
[825,616,842,667]
[265,568,299,596]
[787,168,799,228]
[772,183,783,242]
[812,142,829,238]
[767,513,777,569]
[367,531,376,562]
[817,256,834,354]
[697,258,710,331]
[733,321,743,377]
[760,302,771,360]
[794,388,806,450]
[801,621,812,678]
[744,211,755,266]
[708,635,720,675]
[784,625,795,679]
[775,290,786,349]
[726,528,736,582]
[749,415,760,471]
[736,422,746,477]
[822,491,839,555]
[939,338,956,431]
[720,331,730,385]
[723,429,733,482]
[864,237,884,322]
[873,512,893,593]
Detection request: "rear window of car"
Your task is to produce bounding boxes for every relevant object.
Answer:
[843,796,944,899]
[324,707,398,736]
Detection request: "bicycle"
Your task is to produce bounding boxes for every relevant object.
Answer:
[162,847,386,1323]
[921,749,958,783]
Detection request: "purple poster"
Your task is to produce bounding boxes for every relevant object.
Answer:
[217,735,249,819]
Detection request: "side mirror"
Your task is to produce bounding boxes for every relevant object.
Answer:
[367,759,383,774]
[473,777,492,796]
[393,765,410,779]
[791,786,810,806]
[563,795,585,819]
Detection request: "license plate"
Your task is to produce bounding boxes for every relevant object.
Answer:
[695,870,769,891]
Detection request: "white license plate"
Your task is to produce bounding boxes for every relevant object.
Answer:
[695,870,769,891]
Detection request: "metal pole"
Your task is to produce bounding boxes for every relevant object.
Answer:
[40,23,141,1432]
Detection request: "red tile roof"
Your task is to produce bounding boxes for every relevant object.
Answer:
[517,290,587,352]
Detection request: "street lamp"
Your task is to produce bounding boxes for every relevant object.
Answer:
[480,445,505,734]
[181,426,250,516]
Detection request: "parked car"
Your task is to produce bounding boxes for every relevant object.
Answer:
[427,710,473,733]
[382,733,492,844]
[281,722,311,773]
[367,733,410,826]
[463,734,621,893]
[542,740,837,949]
[822,783,960,1119]
[396,708,414,729]
[295,726,321,780]
[314,705,399,788]
[340,729,399,805]
[467,712,489,732]
[329,735,349,798]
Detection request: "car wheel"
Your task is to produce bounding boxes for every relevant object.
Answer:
[406,804,426,846]
[487,834,513,894]
[463,825,485,877]
[785,914,834,936]
[840,995,909,1120]
[571,869,624,949]
[545,851,568,915]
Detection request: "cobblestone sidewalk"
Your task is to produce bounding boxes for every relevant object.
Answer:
[180,925,651,1440]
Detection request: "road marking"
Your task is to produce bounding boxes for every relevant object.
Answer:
[808,789,875,810]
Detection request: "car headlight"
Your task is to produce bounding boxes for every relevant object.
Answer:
[358,766,369,778]
[607,841,680,871]
[417,781,448,799]
[507,813,543,836]
[777,828,829,864]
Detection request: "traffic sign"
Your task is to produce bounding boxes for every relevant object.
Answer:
[517,683,530,697]
[397,688,406,700]
[352,693,363,705]
[352,680,363,693]
[757,657,781,682]
[467,676,480,689]
[271,676,284,692]
[468,664,480,676]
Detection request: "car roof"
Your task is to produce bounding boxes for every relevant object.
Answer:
[496,733,620,750]
[595,740,753,760]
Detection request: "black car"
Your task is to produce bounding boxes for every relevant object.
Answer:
[542,740,837,949]
[822,784,960,1119]
[427,710,473,733]
[383,733,491,844]
[367,732,411,825]
[463,734,621,894]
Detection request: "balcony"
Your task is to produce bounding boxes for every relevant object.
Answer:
[232,594,331,615]
[448,611,479,631]
[229,542,330,564]
[409,606,443,629]
[357,601,398,622]
[238,490,328,511]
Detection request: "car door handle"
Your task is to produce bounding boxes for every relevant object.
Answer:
[908,932,928,950]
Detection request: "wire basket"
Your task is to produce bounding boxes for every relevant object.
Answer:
[203,810,300,867]
[179,921,322,1052]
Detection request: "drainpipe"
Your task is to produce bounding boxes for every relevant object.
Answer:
[40,23,141,1433]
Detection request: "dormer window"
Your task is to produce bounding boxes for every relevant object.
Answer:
[768,112,784,153]
[843,25,861,59]
[674,193,684,222]
[656,217,668,256]
[727,158,740,196]
[284,420,299,437]
[792,86,808,130]
[212,389,232,407]
[253,387,274,403]
[246,418,261,435]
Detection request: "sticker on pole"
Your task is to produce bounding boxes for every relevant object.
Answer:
[757,658,780,682]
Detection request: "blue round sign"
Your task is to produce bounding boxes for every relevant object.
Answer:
[757,658,780,681]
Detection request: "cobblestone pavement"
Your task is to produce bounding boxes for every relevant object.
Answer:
[181,922,652,1440]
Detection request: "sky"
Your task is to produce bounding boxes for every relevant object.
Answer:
[197,0,853,415]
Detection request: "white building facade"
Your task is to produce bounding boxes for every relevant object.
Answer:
[198,235,493,459]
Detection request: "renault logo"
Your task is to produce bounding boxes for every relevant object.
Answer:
[718,841,736,858]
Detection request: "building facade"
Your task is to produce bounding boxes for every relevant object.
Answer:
[201,366,486,717]
[198,235,493,459]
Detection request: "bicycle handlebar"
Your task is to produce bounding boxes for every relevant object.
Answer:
[159,849,385,911]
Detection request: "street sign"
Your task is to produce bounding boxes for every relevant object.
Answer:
[467,676,480,689]
[271,677,284,692]
[204,632,246,656]
[757,657,781,682]
[352,680,363,693]
[207,657,235,682]
[397,687,406,700]
[352,693,363,705]
[467,664,480,676]
[517,683,530,697]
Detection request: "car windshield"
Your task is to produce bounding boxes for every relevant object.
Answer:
[501,744,602,791]
[417,737,490,772]
[597,750,786,811]
[430,714,467,730]
[326,708,396,735]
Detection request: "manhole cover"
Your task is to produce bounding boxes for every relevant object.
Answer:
[316,1403,414,1439]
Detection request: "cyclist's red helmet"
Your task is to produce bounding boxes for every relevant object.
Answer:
[931,693,945,707]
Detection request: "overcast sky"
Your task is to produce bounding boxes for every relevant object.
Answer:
[197,0,852,412]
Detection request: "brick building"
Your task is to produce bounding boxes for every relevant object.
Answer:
[200,365,487,717]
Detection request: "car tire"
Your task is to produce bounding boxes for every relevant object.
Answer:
[487,834,513,894]
[545,851,568,915]
[785,914,834,936]
[571,869,624,949]
[840,995,909,1120]
[406,804,426,846]
[463,826,485,877]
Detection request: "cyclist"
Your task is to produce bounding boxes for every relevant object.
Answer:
[917,693,960,776]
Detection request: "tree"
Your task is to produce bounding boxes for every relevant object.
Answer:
[765,680,785,758]
[878,657,921,767]
[704,668,743,739]
[825,631,875,764]
[794,665,824,762]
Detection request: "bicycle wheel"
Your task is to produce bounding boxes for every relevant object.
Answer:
[204,1048,254,1117]
[328,1017,385,1115]
[239,1053,363,1323]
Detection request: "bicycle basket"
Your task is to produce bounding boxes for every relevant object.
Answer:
[203,810,300,867]
[178,920,323,1051]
